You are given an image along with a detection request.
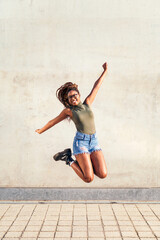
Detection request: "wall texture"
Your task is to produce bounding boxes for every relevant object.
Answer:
[0,0,160,188]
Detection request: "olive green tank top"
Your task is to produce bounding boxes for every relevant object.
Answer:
[69,101,96,135]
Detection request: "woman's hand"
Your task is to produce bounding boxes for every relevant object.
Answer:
[84,62,108,105]
[35,129,42,134]
[102,62,107,72]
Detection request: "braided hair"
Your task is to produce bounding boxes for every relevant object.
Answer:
[56,82,79,107]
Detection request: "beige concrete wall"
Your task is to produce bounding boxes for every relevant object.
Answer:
[0,0,160,187]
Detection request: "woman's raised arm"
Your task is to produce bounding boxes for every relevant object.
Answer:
[35,108,71,134]
[84,62,107,105]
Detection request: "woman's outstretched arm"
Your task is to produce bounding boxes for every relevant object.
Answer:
[84,62,108,105]
[35,108,71,134]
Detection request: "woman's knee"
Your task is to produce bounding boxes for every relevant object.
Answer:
[84,173,94,183]
[98,170,107,179]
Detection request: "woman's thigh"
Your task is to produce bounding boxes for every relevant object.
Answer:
[75,153,94,181]
[90,150,107,179]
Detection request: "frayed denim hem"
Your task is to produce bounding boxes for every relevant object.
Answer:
[73,151,89,156]
[90,148,102,154]
[73,149,102,156]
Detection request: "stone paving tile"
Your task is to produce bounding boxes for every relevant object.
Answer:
[21,231,39,237]
[54,238,70,240]
[0,232,6,238]
[148,220,160,226]
[73,220,87,225]
[24,225,41,231]
[74,212,87,216]
[87,215,101,220]
[59,215,72,220]
[27,220,43,225]
[105,231,121,237]
[4,231,22,237]
[72,231,87,237]
[0,221,13,226]
[119,225,136,231]
[72,226,87,231]
[8,225,26,231]
[12,221,28,226]
[155,232,160,237]
[132,220,148,226]
[101,215,115,220]
[102,220,118,226]
[88,226,103,231]
[121,231,139,237]
[60,212,72,216]
[43,220,57,225]
[3,238,20,240]
[0,226,9,232]
[88,238,105,240]
[130,216,144,220]
[38,231,55,237]
[57,226,72,231]
[58,220,72,226]
[104,225,120,231]
[134,225,153,231]
[88,220,102,226]
[20,238,37,240]
[118,220,134,226]
[40,225,56,231]
[73,216,86,220]
[71,238,87,240]
[46,212,59,216]
[88,231,104,237]
[105,238,122,240]
[2,217,16,221]
[0,202,160,240]
[140,238,157,240]
[138,231,156,237]
[37,239,53,240]
[123,238,140,240]
[55,231,71,237]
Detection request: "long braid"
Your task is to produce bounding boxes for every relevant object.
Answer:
[56,82,79,107]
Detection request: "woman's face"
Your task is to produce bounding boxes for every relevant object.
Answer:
[68,90,80,106]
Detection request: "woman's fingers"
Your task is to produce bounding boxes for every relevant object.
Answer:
[102,62,107,71]
[35,129,41,134]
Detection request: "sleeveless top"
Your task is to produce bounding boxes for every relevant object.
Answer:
[69,101,96,135]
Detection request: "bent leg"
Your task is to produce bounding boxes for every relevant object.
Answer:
[71,153,94,183]
[90,150,107,179]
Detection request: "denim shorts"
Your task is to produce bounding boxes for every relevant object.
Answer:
[73,131,102,156]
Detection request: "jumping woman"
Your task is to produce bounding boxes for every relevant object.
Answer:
[35,62,108,183]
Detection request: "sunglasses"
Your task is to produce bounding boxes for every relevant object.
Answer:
[68,93,79,100]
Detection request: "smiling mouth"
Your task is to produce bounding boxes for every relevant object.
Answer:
[71,98,78,104]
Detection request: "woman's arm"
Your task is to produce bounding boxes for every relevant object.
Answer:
[84,62,108,105]
[35,108,71,134]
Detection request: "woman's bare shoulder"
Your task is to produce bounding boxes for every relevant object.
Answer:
[64,108,72,117]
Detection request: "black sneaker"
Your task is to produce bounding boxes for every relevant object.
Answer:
[53,148,73,165]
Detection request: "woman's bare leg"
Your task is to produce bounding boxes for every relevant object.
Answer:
[70,153,94,183]
[90,150,107,179]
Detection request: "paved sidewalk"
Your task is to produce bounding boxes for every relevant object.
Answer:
[0,202,160,240]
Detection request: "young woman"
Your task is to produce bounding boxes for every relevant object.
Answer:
[35,62,108,183]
